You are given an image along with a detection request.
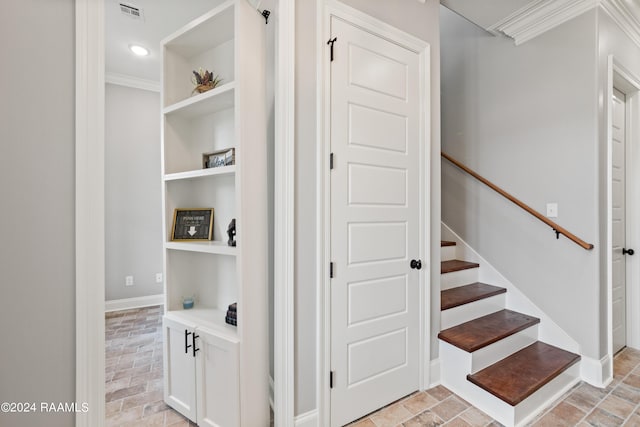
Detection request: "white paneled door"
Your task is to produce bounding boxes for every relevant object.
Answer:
[612,87,628,355]
[329,16,422,427]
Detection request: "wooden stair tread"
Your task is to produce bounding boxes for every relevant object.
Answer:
[467,342,581,406]
[438,309,539,352]
[441,240,456,247]
[441,259,479,274]
[441,283,506,310]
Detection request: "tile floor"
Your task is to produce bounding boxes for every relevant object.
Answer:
[106,306,640,427]
[105,305,196,427]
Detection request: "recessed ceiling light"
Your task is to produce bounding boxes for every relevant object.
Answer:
[129,44,149,56]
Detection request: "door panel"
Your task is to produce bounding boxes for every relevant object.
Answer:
[349,104,408,153]
[196,327,239,427]
[612,87,627,354]
[348,44,408,100]
[329,15,423,427]
[348,163,407,206]
[348,275,408,325]
[163,316,197,422]
[348,222,407,264]
[348,328,408,385]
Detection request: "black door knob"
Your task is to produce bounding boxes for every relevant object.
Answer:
[410,259,422,270]
[623,248,635,256]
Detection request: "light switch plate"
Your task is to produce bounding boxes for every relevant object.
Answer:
[546,203,558,218]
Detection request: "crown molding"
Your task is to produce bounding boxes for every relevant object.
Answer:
[601,0,640,48]
[105,72,160,92]
[489,0,598,45]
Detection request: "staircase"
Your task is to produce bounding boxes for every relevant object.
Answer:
[438,240,581,427]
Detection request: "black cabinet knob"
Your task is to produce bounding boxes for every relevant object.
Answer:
[623,248,635,256]
[410,259,422,270]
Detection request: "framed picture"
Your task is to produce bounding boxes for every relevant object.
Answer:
[203,147,235,169]
[171,208,214,241]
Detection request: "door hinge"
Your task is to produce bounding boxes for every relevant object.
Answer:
[327,37,337,61]
[330,371,335,388]
[329,262,334,278]
[330,153,334,170]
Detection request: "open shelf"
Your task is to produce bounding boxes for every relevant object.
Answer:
[162,1,235,59]
[163,82,235,119]
[165,240,237,256]
[165,307,238,342]
[165,165,236,182]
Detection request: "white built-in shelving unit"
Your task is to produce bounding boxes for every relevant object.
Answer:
[160,1,269,425]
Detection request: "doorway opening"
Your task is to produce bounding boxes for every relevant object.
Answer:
[608,58,640,367]
[76,0,295,425]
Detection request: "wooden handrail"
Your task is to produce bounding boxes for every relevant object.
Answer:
[442,152,594,250]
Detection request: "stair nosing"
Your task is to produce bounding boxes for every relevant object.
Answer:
[441,282,507,310]
[437,309,540,352]
[441,240,456,247]
[466,342,581,406]
[441,259,480,274]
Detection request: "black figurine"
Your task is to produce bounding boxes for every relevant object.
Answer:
[227,218,236,247]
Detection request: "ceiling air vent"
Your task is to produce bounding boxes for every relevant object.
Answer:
[119,3,144,20]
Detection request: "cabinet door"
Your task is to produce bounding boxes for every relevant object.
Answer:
[196,327,240,427]
[163,316,197,422]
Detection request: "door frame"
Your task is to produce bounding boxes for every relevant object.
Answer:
[75,1,105,425]
[317,1,431,424]
[607,55,640,370]
[75,0,297,425]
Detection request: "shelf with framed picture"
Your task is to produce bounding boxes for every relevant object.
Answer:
[160,1,269,426]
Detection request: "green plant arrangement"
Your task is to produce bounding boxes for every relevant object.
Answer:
[191,68,223,95]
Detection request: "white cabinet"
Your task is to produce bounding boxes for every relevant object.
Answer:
[163,315,239,427]
[161,0,269,425]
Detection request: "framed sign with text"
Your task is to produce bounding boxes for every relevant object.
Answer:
[171,208,214,241]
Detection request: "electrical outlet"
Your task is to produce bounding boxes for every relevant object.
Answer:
[125,276,134,286]
[546,203,558,218]
[156,273,163,284]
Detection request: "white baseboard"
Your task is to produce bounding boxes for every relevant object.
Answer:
[105,294,164,312]
[294,409,318,427]
[581,354,613,388]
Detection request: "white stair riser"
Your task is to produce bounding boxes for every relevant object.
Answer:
[471,326,538,373]
[440,343,580,427]
[441,245,457,261]
[439,325,538,375]
[441,268,479,290]
[514,364,580,426]
[441,294,506,329]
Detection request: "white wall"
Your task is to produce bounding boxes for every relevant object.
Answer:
[0,1,76,426]
[294,0,441,415]
[105,84,163,301]
[440,7,603,358]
